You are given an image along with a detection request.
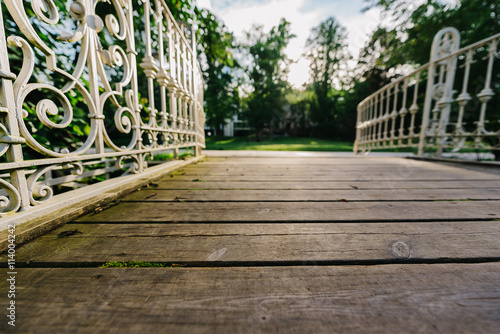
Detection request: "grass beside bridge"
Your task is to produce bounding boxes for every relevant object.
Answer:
[205,136,354,151]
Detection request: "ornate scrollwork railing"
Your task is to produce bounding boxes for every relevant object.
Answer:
[354,27,500,157]
[0,0,205,216]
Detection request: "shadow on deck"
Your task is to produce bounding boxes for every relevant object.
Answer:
[2,152,500,333]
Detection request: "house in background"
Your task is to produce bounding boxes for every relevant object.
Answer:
[205,114,252,137]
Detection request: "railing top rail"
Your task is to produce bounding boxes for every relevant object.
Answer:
[358,31,500,109]
[357,64,430,109]
[158,0,195,55]
[157,0,205,77]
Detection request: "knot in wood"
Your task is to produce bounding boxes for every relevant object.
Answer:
[392,241,411,259]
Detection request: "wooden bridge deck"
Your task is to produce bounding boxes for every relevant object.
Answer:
[2,153,500,333]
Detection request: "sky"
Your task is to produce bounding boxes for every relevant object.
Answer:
[196,0,385,88]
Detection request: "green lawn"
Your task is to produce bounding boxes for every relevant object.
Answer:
[205,136,354,151]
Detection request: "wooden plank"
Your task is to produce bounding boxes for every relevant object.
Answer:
[171,161,500,181]
[196,157,499,174]
[186,161,500,171]
[31,221,500,237]
[7,221,500,263]
[2,264,500,333]
[197,157,423,165]
[182,165,463,172]
[175,165,500,179]
[74,200,500,222]
[194,158,500,176]
[166,173,499,181]
[149,180,500,190]
[123,188,500,202]
[168,170,500,181]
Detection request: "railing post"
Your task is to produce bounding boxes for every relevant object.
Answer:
[0,7,30,213]
[191,25,201,157]
[353,105,361,154]
[418,27,460,156]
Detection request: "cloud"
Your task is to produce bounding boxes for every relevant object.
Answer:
[300,0,366,16]
[196,0,214,11]
[209,0,274,11]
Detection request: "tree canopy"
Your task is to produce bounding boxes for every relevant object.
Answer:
[305,17,351,138]
[242,19,295,139]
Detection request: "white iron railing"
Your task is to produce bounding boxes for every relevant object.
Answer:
[354,27,500,157]
[0,0,205,216]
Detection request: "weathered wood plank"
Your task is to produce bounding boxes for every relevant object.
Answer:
[195,157,500,177]
[196,157,423,165]
[2,264,500,333]
[150,180,500,190]
[33,221,500,237]
[74,200,500,222]
[6,221,500,263]
[172,165,500,180]
[166,174,499,181]
[186,161,500,172]
[123,188,500,202]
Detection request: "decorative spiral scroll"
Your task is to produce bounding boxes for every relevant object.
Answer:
[27,163,84,206]
[69,1,86,20]
[7,35,97,157]
[115,107,133,134]
[115,155,141,174]
[63,162,84,176]
[125,89,138,111]
[32,0,60,25]
[0,178,21,215]
[97,44,133,101]
[101,91,139,151]
[35,96,73,129]
[7,36,34,97]
[0,124,12,157]
[19,82,74,130]
[27,166,54,205]
[106,14,125,41]
[99,45,129,74]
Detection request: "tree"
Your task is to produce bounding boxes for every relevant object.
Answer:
[243,19,295,140]
[194,8,239,135]
[305,17,351,138]
[355,27,402,87]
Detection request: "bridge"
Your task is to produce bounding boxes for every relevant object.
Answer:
[1,1,500,333]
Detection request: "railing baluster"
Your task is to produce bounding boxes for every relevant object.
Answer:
[390,83,399,145]
[408,71,420,143]
[0,8,29,213]
[454,49,473,148]
[377,92,383,146]
[398,79,408,146]
[475,39,498,147]
[156,2,168,131]
[383,86,391,146]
